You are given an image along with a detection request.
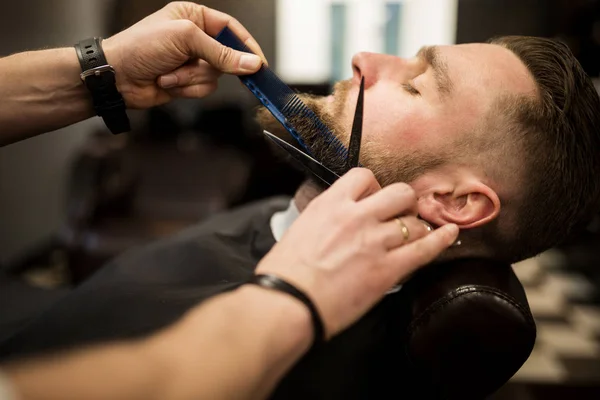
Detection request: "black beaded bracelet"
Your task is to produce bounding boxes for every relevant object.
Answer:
[247,274,325,345]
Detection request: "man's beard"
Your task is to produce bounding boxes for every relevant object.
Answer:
[255,79,447,188]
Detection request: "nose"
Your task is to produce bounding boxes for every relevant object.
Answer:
[351,52,413,89]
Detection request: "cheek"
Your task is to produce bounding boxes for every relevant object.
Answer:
[360,87,426,148]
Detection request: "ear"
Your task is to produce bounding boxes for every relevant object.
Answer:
[417,179,501,229]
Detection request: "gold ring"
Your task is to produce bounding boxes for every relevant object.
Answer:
[395,218,410,241]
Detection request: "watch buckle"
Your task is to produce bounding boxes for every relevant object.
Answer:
[80,65,115,81]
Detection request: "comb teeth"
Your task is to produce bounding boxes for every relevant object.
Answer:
[215,27,348,160]
[282,96,348,158]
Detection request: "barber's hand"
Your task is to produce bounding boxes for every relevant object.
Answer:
[256,168,459,339]
[102,1,266,109]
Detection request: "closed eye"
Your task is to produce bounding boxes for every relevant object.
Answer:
[402,83,420,96]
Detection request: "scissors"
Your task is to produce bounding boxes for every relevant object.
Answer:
[263,77,365,186]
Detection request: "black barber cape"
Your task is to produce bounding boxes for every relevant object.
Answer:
[0,197,418,399]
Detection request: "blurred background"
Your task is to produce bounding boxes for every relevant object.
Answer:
[1,0,600,398]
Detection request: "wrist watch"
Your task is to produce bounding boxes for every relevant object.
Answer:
[74,37,130,134]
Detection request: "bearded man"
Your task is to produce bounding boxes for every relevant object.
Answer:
[260,36,600,265]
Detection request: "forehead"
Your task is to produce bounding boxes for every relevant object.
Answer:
[427,43,537,133]
[438,43,536,99]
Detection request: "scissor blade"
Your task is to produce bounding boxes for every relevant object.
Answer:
[263,130,341,186]
[346,76,364,170]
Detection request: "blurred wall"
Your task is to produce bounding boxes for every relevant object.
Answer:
[456,0,550,43]
[0,0,108,265]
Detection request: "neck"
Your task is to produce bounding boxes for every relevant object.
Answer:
[293,180,325,211]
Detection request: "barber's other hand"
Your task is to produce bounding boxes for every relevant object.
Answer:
[255,168,459,339]
[102,1,266,108]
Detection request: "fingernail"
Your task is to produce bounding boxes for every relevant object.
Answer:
[421,220,433,232]
[443,224,459,243]
[244,38,269,66]
[240,54,262,72]
[160,74,178,89]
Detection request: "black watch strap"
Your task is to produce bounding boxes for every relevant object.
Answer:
[75,37,130,134]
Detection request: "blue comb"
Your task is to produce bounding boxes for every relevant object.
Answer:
[215,26,348,160]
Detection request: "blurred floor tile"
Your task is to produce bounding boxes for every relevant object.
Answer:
[537,323,600,357]
[513,257,543,287]
[505,248,600,393]
[524,284,567,322]
[571,306,600,339]
[511,345,567,383]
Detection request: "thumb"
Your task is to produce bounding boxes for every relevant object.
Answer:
[192,27,262,75]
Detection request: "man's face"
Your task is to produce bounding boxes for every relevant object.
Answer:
[258,43,535,186]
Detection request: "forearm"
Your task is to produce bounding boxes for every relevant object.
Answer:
[4,342,163,400]
[4,286,312,400]
[149,285,312,400]
[0,48,94,146]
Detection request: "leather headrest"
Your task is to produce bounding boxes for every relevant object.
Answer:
[401,258,536,399]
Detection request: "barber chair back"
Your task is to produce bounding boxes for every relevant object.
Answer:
[272,257,535,400]
[402,257,536,398]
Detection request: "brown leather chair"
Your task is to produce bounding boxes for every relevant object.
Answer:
[402,258,535,398]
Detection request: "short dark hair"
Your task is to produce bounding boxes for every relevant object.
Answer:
[481,36,600,263]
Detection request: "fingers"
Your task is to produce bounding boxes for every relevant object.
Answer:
[198,6,268,64]
[187,23,263,75]
[158,57,221,97]
[165,2,268,65]
[357,182,418,221]
[325,168,382,202]
[165,82,219,99]
[159,59,222,89]
[376,217,432,249]
[383,224,459,281]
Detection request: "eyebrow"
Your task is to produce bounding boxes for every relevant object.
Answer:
[416,45,454,98]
